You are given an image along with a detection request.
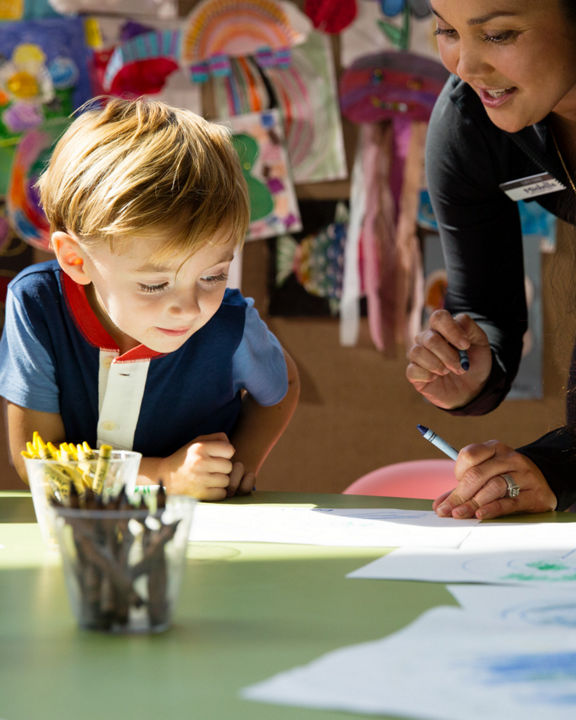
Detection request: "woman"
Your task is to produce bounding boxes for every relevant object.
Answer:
[406,0,576,519]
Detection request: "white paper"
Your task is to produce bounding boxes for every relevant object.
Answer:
[460,520,576,551]
[448,584,576,627]
[348,546,576,587]
[190,505,477,548]
[242,605,576,719]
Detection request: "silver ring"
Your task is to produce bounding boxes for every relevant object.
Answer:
[502,474,520,498]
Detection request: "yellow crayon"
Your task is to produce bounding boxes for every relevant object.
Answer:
[92,444,112,493]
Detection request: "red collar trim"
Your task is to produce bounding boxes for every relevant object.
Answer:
[61,272,164,361]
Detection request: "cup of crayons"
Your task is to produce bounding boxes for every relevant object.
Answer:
[52,483,195,633]
[22,432,142,549]
[23,433,195,633]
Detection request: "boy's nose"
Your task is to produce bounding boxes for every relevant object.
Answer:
[169,290,200,316]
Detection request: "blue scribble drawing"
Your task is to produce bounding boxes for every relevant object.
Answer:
[503,603,576,628]
[482,651,576,684]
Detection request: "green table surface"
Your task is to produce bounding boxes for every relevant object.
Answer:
[0,491,572,720]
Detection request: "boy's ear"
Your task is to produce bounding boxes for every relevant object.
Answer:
[51,231,91,285]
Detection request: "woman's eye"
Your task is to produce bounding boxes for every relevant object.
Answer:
[481,31,517,43]
[201,273,228,283]
[433,26,457,38]
[138,282,169,294]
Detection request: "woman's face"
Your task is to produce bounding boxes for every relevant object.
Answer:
[430,0,576,132]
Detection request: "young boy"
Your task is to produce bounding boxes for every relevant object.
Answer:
[0,97,299,500]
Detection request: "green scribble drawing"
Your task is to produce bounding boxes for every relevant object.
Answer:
[527,561,570,572]
[504,572,576,582]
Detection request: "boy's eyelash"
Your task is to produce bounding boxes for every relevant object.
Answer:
[202,273,228,283]
[139,282,169,294]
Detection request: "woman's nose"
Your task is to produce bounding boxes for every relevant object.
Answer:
[455,42,490,82]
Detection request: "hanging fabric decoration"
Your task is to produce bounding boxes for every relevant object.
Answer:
[339,50,447,124]
[339,51,447,352]
[180,0,310,82]
[303,0,357,34]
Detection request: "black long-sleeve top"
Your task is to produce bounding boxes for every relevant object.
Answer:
[426,75,576,510]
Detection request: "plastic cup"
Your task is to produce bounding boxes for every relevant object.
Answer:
[24,449,142,549]
[52,494,195,633]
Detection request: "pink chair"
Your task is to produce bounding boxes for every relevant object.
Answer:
[343,459,456,499]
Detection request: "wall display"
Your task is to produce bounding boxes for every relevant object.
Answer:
[212,29,347,184]
[0,17,91,142]
[180,0,310,81]
[268,199,347,317]
[227,109,301,240]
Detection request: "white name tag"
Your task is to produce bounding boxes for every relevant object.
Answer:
[499,172,566,201]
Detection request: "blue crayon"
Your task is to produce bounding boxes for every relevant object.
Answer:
[458,349,470,371]
[417,424,459,461]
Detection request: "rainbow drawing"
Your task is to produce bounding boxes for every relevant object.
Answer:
[181,0,307,70]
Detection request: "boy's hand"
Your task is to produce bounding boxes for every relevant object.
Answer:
[161,432,236,501]
[227,461,256,497]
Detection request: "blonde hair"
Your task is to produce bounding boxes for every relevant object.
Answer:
[37,96,250,257]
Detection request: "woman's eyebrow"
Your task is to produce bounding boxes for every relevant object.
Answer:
[430,6,518,26]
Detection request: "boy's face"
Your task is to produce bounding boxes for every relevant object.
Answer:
[78,231,236,355]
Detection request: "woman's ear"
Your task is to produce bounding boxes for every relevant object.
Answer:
[51,231,91,285]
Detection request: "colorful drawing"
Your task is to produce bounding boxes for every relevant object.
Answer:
[275,202,347,315]
[303,0,357,34]
[341,0,439,67]
[339,51,448,124]
[180,0,310,81]
[7,119,69,251]
[102,28,181,98]
[212,30,346,184]
[0,17,91,145]
[227,110,301,240]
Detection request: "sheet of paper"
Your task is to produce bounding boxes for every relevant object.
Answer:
[190,505,478,548]
[460,520,576,550]
[448,584,576,626]
[242,605,576,719]
[348,546,576,587]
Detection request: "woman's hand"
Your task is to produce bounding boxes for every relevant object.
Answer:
[406,310,493,410]
[433,440,558,520]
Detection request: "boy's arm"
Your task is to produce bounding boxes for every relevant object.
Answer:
[228,350,300,494]
[5,401,66,483]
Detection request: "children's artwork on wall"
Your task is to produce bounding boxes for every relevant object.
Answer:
[303,0,357,34]
[268,200,348,317]
[212,30,347,184]
[340,0,439,68]
[46,0,177,17]
[226,109,301,240]
[339,51,447,353]
[263,30,347,183]
[7,118,69,251]
[180,0,311,82]
[0,0,58,19]
[423,232,543,400]
[0,17,91,146]
[339,50,448,124]
[102,27,181,97]
[91,16,202,112]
